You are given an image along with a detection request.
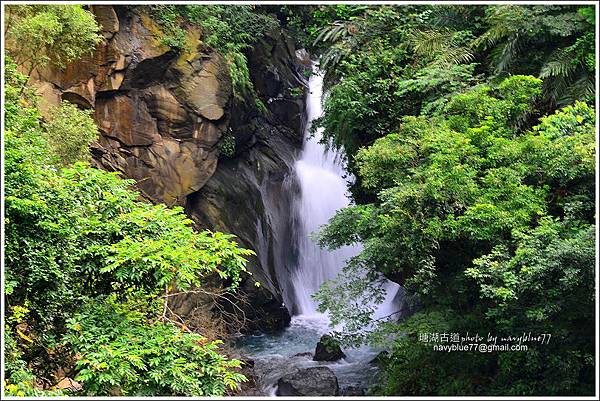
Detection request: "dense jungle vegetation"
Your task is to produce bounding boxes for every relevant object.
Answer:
[309,4,597,396]
[2,3,597,397]
[3,4,261,396]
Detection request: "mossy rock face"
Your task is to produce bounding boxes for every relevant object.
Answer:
[313,334,346,361]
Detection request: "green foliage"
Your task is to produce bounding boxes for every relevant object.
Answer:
[43,101,99,167]
[473,5,596,105]
[315,77,596,395]
[6,153,249,333]
[159,27,187,51]
[5,5,102,77]
[180,5,278,51]
[149,5,277,109]
[408,28,475,67]
[4,58,251,395]
[314,43,419,169]
[63,297,246,396]
[288,86,305,99]
[314,4,595,190]
[395,63,481,115]
[313,6,419,75]
[467,217,594,325]
[218,130,237,158]
[150,5,187,50]
[226,50,266,111]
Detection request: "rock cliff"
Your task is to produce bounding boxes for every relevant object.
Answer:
[186,22,309,332]
[29,5,308,332]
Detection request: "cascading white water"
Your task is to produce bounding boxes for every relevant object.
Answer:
[290,66,401,321]
[235,65,402,396]
[291,68,360,316]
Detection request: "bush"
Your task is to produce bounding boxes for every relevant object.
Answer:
[64,297,246,396]
[4,53,252,395]
[43,101,98,167]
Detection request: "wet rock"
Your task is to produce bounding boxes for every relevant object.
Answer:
[251,355,303,394]
[341,386,366,396]
[246,27,307,134]
[369,350,390,365]
[95,93,158,146]
[171,52,231,121]
[276,367,339,396]
[314,334,346,361]
[237,357,261,396]
[292,352,313,358]
[186,117,303,333]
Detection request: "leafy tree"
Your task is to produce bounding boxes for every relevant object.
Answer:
[315,77,596,395]
[4,5,102,82]
[3,57,252,395]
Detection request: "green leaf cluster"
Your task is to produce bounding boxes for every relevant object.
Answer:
[3,56,251,395]
[315,76,595,395]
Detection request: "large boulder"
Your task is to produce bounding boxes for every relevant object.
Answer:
[314,334,346,361]
[276,367,339,396]
[29,6,228,206]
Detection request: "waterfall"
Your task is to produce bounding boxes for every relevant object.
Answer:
[235,65,402,395]
[288,68,361,317]
[289,65,401,319]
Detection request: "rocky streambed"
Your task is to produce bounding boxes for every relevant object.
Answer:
[234,315,384,396]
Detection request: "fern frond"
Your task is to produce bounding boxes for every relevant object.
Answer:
[491,33,524,73]
[313,22,351,46]
[540,47,578,78]
[556,72,595,105]
[410,28,474,67]
[472,5,521,50]
[410,29,453,57]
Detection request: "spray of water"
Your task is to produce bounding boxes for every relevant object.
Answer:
[290,66,400,319]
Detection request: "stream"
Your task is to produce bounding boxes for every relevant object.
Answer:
[235,66,400,396]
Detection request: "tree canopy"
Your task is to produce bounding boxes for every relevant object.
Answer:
[310,4,596,396]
